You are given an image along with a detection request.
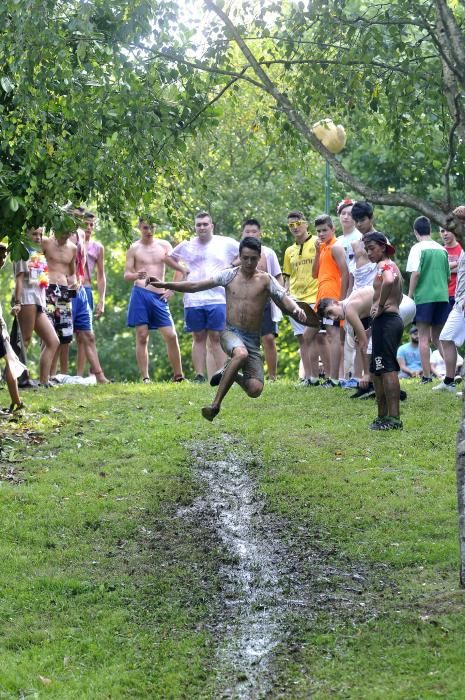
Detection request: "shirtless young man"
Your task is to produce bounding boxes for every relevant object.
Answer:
[147,237,306,420]
[42,230,78,376]
[76,212,106,376]
[124,217,186,382]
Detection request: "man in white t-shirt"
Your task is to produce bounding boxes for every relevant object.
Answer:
[238,218,283,380]
[335,198,362,386]
[168,211,239,381]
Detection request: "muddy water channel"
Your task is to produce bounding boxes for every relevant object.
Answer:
[184,435,293,698]
[177,435,376,698]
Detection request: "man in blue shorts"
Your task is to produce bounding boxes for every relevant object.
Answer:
[168,211,239,382]
[407,216,450,383]
[124,217,185,382]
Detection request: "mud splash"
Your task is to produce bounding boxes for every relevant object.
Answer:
[179,435,312,698]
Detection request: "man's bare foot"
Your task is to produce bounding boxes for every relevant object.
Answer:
[95,370,110,384]
[201,405,220,422]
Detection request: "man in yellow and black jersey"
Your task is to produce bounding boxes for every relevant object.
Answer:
[283,211,323,385]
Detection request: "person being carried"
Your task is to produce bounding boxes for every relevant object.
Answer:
[147,237,306,421]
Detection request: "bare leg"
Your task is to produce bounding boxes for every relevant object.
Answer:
[202,346,248,420]
[317,332,330,377]
[159,325,183,377]
[339,326,346,378]
[353,345,363,380]
[383,371,400,418]
[76,330,108,382]
[17,305,36,351]
[34,312,60,383]
[441,338,458,378]
[261,333,278,380]
[431,324,445,357]
[59,344,70,374]
[135,325,150,379]
[299,327,317,378]
[192,330,207,377]
[371,373,387,417]
[5,364,21,406]
[416,321,433,377]
[206,330,227,378]
[326,325,341,380]
[76,334,87,376]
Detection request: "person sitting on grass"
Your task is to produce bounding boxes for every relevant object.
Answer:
[146,237,307,421]
[0,243,24,413]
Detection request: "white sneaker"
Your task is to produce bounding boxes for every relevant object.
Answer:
[432,381,456,393]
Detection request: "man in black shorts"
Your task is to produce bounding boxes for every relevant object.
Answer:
[364,232,404,430]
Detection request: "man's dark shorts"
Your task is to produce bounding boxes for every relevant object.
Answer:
[370,312,403,375]
[46,285,74,345]
[0,334,6,359]
[415,301,449,326]
[361,316,372,330]
[261,301,278,337]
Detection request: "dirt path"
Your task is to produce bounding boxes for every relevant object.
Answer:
[178,435,379,699]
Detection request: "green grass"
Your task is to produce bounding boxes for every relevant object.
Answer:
[0,378,463,698]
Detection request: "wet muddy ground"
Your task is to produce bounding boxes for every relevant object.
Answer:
[176,435,389,699]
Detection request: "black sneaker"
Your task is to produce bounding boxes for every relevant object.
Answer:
[210,368,225,387]
[370,417,403,431]
[350,384,375,399]
[399,389,407,401]
[319,378,338,388]
[420,376,433,384]
[193,374,206,383]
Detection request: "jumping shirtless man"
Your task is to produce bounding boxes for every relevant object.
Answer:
[125,217,186,382]
[146,237,306,420]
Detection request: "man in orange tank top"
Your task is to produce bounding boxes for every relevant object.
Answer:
[313,214,349,387]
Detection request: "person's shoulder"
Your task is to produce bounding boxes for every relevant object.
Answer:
[155,238,171,248]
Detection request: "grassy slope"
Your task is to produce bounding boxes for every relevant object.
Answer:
[0,379,462,698]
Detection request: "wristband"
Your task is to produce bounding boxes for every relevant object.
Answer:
[13,300,21,306]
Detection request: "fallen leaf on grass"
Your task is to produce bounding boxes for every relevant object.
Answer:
[39,675,52,685]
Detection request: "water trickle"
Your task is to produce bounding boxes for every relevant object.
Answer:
[179,436,296,699]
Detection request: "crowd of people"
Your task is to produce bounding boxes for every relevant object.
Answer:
[0,201,464,428]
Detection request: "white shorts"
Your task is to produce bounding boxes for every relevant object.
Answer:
[290,316,307,336]
[289,303,317,336]
[439,305,465,346]
[399,295,416,327]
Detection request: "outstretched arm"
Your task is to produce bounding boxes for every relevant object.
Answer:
[146,275,217,294]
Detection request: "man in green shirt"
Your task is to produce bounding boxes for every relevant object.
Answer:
[406,216,450,383]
